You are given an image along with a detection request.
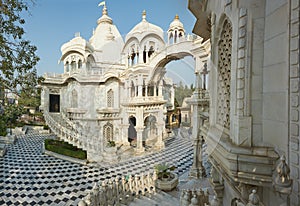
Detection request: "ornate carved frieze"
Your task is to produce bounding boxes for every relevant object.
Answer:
[236,8,248,116]
[289,0,300,204]
[49,88,60,94]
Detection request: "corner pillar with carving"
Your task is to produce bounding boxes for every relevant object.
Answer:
[188,71,207,179]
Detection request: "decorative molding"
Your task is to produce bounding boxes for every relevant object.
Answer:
[289,0,300,204]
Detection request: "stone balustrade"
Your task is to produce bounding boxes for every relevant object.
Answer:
[78,172,157,206]
[180,189,210,206]
[44,110,86,150]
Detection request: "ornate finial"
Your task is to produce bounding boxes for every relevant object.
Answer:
[248,190,260,206]
[102,5,107,15]
[175,14,179,20]
[142,10,146,21]
[210,196,220,206]
[75,32,80,37]
[275,155,292,187]
[98,1,107,15]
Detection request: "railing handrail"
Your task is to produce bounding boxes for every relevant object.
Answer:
[78,172,157,206]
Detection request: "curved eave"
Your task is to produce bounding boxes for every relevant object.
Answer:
[60,45,94,61]
[42,72,120,85]
[125,29,164,43]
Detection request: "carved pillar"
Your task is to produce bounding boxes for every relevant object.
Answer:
[135,106,145,155]
[210,166,224,203]
[135,127,145,154]
[138,85,142,97]
[120,124,130,147]
[189,71,206,179]
[154,123,165,150]
[189,135,205,178]
[145,86,148,97]
[158,83,163,97]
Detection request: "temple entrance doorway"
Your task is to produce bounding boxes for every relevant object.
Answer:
[49,94,60,113]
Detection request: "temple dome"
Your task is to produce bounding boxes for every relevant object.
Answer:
[168,14,185,33]
[125,10,164,42]
[89,5,124,63]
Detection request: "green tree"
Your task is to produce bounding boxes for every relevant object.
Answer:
[0,0,39,134]
[174,81,194,106]
[0,104,24,135]
[18,76,44,109]
[0,0,39,98]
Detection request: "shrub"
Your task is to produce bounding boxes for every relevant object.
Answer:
[45,139,87,160]
[154,163,176,179]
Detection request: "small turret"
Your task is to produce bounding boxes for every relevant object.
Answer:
[168,14,185,44]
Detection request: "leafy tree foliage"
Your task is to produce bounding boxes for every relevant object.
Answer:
[174,81,194,106]
[0,0,39,98]
[18,76,44,109]
[0,0,39,134]
[0,104,24,135]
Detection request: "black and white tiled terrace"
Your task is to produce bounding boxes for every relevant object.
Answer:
[0,132,194,205]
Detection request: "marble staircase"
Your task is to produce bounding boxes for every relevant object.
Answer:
[43,110,88,151]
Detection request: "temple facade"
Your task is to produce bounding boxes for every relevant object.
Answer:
[40,5,210,163]
[188,0,298,205]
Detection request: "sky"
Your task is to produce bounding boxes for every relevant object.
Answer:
[22,0,197,85]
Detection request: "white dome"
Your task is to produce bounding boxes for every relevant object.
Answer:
[168,15,185,32]
[125,11,164,42]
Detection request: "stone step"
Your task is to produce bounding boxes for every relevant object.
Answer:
[129,192,180,206]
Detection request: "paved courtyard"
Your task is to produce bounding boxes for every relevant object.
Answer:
[0,132,194,205]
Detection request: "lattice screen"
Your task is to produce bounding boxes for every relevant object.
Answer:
[107,89,114,108]
[103,122,113,142]
[217,19,232,129]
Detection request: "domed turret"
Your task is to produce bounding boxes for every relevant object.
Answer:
[123,10,165,66]
[125,10,164,42]
[89,4,124,63]
[168,15,185,44]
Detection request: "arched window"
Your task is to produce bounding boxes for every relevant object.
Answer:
[148,46,154,58]
[65,61,70,72]
[107,89,114,108]
[78,60,82,69]
[103,122,113,142]
[71,89,78,108]
[217,19,232,130]
[169,32,174,44]
[131,48,136,66]
[71,61,76,70]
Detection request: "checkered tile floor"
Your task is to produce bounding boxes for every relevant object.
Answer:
[0,132,195,205]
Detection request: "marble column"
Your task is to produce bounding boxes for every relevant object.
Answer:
[135,127,145,154]
[120,124,130,147]
[189,71,206,179]
[135,106,145,155]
